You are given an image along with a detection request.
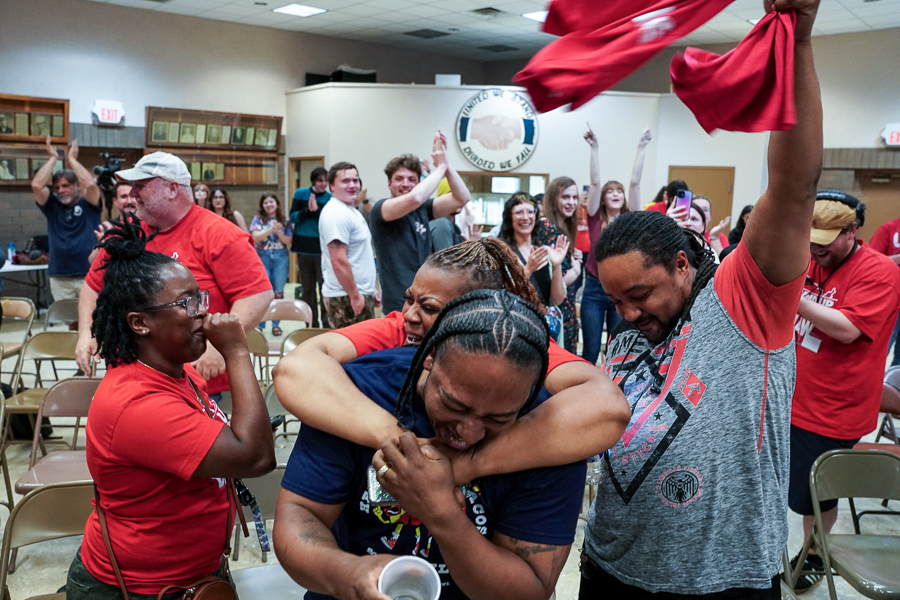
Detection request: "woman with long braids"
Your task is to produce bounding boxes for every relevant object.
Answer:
[579,4,825,592]
[274,237,628,485]
[67,216,274,599]
[275,290,587,600]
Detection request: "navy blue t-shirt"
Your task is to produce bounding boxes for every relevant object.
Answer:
[281,347,586,600]
[37,193,102,277]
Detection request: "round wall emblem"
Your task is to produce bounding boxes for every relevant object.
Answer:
[657,466,703,508]
[455,88,539,172]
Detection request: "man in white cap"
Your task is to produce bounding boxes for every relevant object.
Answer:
[788,190,900,592]
[75,151,273,396]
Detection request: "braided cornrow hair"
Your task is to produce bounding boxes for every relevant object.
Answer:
[594,210,718,345]
[91,215,178,367]
[395,289,550,429]
[424,238,546,315]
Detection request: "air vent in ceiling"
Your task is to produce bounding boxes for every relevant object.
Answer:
[403,28,450,38]
[473,7,503,16]
[479,44,518,52]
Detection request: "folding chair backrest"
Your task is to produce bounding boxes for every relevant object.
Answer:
[30,377,101,467]
[43,299,80,330]
[1,297,36,344]
[811,449,900,506]
[884,367,900,415]
[11,331,79,391]
[281,328,329,356]
[0,482,94,593]
[1,297,36,322]
[263,300,312,325]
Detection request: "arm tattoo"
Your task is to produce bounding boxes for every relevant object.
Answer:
[297,512,338,547]
[507,538,560,559]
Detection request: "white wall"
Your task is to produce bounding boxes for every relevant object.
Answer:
[0,0,487,128]
[656,95,770,222]
[286,84,661,205]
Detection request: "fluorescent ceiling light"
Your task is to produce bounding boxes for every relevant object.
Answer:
[522,11,548,22]
[273,3,326,17]
[747,18,761,25]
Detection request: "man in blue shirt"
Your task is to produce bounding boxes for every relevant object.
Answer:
[291,167,332,327]
[30,136,101,302]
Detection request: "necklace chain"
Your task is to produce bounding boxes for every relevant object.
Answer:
[137,360,215,418]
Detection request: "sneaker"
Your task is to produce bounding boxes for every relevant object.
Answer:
[785,552,824,594]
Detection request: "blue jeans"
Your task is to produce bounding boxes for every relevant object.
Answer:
[580,273,621,365]
[258,249,289,328]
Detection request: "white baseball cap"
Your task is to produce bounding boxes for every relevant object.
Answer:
[116,151,191,185]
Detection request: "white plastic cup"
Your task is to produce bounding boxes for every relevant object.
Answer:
[377,556,441,600]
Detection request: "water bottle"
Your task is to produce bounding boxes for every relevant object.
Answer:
[7,243,14,262]
[586,453,604,486]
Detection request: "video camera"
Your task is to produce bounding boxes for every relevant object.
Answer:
[92,152,122,217]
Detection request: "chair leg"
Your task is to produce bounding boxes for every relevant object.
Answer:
[0,450,12,511]
[232,525,241,561]
[8,548,18,574]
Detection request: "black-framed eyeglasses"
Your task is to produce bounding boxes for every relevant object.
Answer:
[141,290,209,317]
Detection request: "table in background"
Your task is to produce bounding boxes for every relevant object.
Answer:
[0,263,50,310]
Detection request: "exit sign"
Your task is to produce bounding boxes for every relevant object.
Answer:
[882,123,900,146]
[92,100,125,125]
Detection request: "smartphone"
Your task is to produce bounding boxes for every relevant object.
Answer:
[582,185,590,193]
[674,190,693,214]
[367,465,398,507]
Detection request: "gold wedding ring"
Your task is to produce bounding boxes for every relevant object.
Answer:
[376,464,390,478]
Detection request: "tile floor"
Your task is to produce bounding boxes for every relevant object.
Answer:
[2,308,898,599]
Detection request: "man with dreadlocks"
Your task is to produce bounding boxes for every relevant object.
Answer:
[275,290,586,600]
[579,0,824,597]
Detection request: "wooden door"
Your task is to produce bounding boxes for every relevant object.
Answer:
[668,166,735,232]
[857,170,900,243]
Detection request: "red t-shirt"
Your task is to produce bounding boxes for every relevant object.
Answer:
[336,311,586,373]
[86,206,272,394]
[792,242,900,439]
[81,362,230,594]
[715,240,804,351]
[704,230,729,249]
[575,212,591,254]
[870,217,900,258]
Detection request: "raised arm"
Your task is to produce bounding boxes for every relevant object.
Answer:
[628,124,652,212]
[273,332,403,447]
[584,124,602,217]
[547,235,569,306]
[194,288,273,381]
[193,313,275,479]
[31,136,58,206]
[379,132,450,222]
[67,140,101,206]
[432,129,472,219]
[742,0,822,286]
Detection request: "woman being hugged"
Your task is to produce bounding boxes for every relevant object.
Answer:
[207,187,248,232]
[67,216,274,599]
[250,192,293,335]
[538,176,583,353]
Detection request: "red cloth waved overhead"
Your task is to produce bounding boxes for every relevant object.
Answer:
[670,10,797,134]
[514,0,735,113]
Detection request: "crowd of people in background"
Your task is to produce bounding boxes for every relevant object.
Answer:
[9,1,900,598]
